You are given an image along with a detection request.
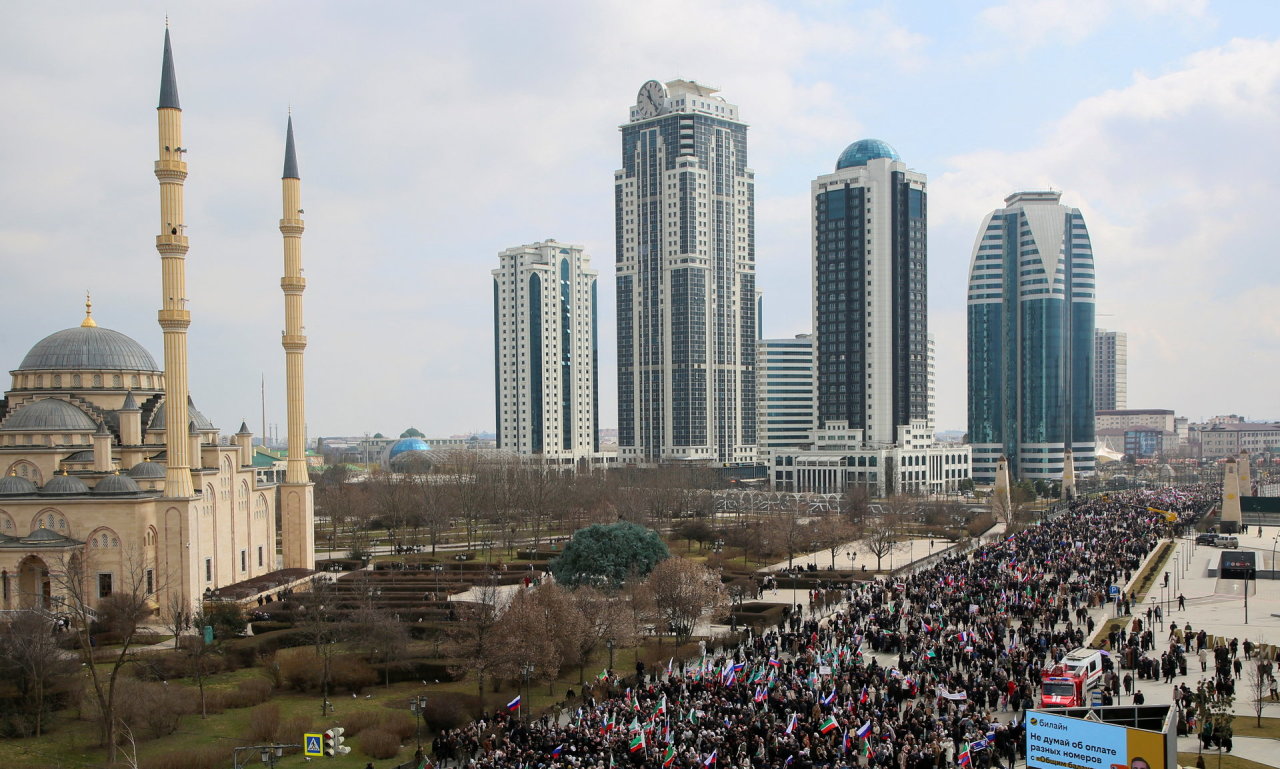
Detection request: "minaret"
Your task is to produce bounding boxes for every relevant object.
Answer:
[155,28,194,497]
[279,115,315,569]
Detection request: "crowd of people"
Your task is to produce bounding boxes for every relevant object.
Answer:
[428,485,1218,769]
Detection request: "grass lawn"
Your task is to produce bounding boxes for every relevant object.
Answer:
[1230,715,1280,739]
[1179,752,1279,769]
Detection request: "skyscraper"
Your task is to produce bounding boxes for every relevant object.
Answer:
[812,139,928,444]
[493,240,599,463]
[756,334,815,459]
[1094,329,1127,411]
[967,190,1096,483]
[615,79,756,465]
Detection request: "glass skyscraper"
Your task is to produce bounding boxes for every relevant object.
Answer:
[967,191,1096,483]
[615,79,756,465]
[812,139,928,445]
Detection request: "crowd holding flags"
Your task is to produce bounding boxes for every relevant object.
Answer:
[420,484,1216,769]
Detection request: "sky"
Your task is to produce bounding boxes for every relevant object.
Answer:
[2,0,1279,441]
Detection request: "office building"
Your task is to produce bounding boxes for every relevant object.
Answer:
[756,334,815,459]
[812,139,929,444]
[493,240,599,464]
[615,79,756,465]
[967,190,1096,483]
[1094,329,1127,411]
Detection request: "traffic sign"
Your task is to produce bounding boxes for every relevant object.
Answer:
[303,733,323,757]
[1108,585,1120,597]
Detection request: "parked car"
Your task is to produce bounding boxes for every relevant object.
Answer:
[1211,535,1239,548]
[1195,533,1218,545]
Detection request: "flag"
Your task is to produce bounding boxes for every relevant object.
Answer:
[842,730,852,754]
[666,657,673,676]
[662,746,677,768]
[506,695,521,711]
[753,686,767,704]
[703,749,718,766]
[819,714,839,734]
[629,733,645,753]
[416,757,432,769]
[926,648,937,659]
[957,742,971,766]
[551,745,564,757]
[858,685,869,704]
[655,696,667,716]
[785,713,797,735]
[861,738,871,759]
[970,738,989,752]
[784,756,795,766]
[768,657,781,667]
[821,689,837,706]
[855,721,872,739]
[597,669,609,681]
[921,619,933,633]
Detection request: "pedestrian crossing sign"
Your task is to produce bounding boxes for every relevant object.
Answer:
[304,733,323,757]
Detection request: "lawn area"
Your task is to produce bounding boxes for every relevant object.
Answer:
[1179,752,1278,769]
[1230,715,1280,739]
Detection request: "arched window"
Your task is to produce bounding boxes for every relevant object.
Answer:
[52,375,61,387]
[35,375,44,388]
[92,374,102,387]
[112,375,122,388]
[131,375,140,388]
[72,374,82,387]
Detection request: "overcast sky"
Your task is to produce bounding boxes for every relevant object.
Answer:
[2,1,1279,441]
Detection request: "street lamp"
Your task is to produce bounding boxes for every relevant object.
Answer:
[233,743,295,769]
[409,695,429,752]
[520,663,534,719]
[607,638,615,671]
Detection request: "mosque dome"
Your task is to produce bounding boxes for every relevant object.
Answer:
[93,473,143,495]
[127,461,166,479]
[19,325,160,372]
[148,396,216,432]
[0,475,39,497]
[41,473,90,496]
[0,398,98,432]
[388,437,431,460]
[835,138,901,170]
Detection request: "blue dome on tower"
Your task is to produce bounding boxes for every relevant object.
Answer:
[388,437,431,460]
[835,139,900,170]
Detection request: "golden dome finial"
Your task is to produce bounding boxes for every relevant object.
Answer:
[81,291,97,328]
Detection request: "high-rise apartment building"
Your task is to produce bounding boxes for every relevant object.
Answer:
[615,79,756,465]
[1094,329,1127,411]
[756,334,815,459]
[967,191,1096,483]
[812,139,928,444]
[493,240,599,463]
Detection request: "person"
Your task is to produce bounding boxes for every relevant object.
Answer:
[1133,689,1145,704]
[1130,757,1151,769]
[1178,593,1186,610]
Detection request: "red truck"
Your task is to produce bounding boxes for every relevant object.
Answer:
[1040,648,1106,708]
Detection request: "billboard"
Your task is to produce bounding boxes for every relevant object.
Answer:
[1027,711,1168,769]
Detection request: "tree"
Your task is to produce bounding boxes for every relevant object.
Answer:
[550,521,670,588]
[184,605,227,718]
[53,547,154,762]
[293,580,349,712]
[863,499,912,571]
[646,557,724,643]
[567,586,634,682]
[0,612,79,737]
[811,515,858,569]
[443,577,505,710]
[673,518,715,552]
[1245,646,1271,728]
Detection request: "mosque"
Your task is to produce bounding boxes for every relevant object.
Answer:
[0,29,314,613]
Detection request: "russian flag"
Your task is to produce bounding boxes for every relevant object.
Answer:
[703,749,718,766]
[858,686,869,704]
[821,689,837,706]
[957,743,971,766]
[768,657,781,667]
[550,744,564,757]
[855,721,872,739]
[506,695,521,711]
[785,713,797,735]
[921,619,933,633]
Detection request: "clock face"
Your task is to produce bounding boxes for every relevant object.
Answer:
[635,79,667,118]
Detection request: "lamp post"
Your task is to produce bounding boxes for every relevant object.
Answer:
[233,743,296,769]
[409,695,428,752]
[520,663,534,719]
[607,638,615,671]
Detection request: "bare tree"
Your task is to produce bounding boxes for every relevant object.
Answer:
[293,580,349,712]
[443,577,505,709]
[184,605,224,718]
[1245,646,1272,728]
[568,586,634,682]
[812,515,858,569]
[863,499,913,571]
[0,611,79,736]
[646,557,725,643]
[52,546,154,762]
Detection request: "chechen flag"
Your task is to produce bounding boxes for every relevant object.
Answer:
[506,695,521,711]
[629,732,645,753]
[819,714,839,734]
[662,746,677,768]
[957,742,972,766]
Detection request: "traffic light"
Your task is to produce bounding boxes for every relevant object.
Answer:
[323,727,350,757]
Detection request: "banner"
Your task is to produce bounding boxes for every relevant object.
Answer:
[1026,712,1166,769]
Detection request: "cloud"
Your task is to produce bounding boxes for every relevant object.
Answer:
[978,0,1208,52]
[929,36,1280,429]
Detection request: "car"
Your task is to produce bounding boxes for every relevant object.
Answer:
[1194,533,1218,545]
[1212,535,1239,548]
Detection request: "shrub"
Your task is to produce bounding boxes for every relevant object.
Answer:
[141,744,227,769]
[359,728,402,759]
[244,703,281,743]
[115,679,196,739]
[379,710,416,741]
[331,656,377,694]
[224,678,274,709]
[423,695,475,731]
[275,714,314,746]
[337,708,383,738]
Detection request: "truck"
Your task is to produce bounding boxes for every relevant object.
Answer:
[1040,648,1106,708]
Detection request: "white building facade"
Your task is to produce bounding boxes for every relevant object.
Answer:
[615,79,757,465]
[1094,329,1127,411]
[493,240,599,463]
[770,421,971,496]
[756,334,815,460]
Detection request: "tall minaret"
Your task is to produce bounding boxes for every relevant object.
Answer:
[155,28,194,498]
[279,116,315,569]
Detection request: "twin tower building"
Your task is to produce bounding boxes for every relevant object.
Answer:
[497,79,1096,489]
